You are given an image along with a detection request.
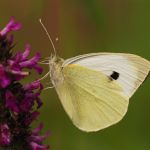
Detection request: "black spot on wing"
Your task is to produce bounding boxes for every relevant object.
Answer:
[110,71,120,80]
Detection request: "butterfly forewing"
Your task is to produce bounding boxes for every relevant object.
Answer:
[63,53,150,98]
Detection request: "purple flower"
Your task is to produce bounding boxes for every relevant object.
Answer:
[0,18,49,150]
[0,123,11,146]
[23,80,43,91]
[24,111,40,126]
[0,64,10,88]
[28,124,50,150]
[30,142,49,150]
[0,17,21,36]
[5,90,19,113]
[7,44,43,81]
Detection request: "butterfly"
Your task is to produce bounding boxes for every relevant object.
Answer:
[39,20,150,132]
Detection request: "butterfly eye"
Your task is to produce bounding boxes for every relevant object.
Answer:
[110,71,120,80]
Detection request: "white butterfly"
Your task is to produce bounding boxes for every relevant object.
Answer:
[39,20,150,132]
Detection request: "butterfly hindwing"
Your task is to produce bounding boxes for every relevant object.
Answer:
[55,64,129,132]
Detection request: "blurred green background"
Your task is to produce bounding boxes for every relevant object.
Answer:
[0,0,150,150]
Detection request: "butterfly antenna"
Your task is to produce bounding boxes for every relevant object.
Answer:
[39,18,57,57]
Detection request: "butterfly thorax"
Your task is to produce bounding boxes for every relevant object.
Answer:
[49,56,64,86]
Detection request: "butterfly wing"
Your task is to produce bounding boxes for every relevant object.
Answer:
[63,53,150,98]
[55,53,150,132]
[55,65,129,132]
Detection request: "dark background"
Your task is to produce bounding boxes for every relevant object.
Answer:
[0,0,150,150]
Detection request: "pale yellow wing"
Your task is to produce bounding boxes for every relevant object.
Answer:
[55,64,129,132]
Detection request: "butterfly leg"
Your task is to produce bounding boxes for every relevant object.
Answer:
[43,86,54,90]
[38,72,50,81]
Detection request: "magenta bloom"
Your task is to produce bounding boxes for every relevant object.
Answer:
[28,124,50,150]
[0,124,11,146]
[0,18,49,150]
[0,17,21,36]
[0,64,10,88]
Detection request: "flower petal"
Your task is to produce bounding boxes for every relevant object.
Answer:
[19,53,41,68]
[0,123,11,146]
[24,111,40,126]
[0,17,22,36]
[23,81,42,91]
[30,142,49,150]
[0,64,11,88]
[21,44,31,60]
[32,124,44,135]
[5,90,19,113]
